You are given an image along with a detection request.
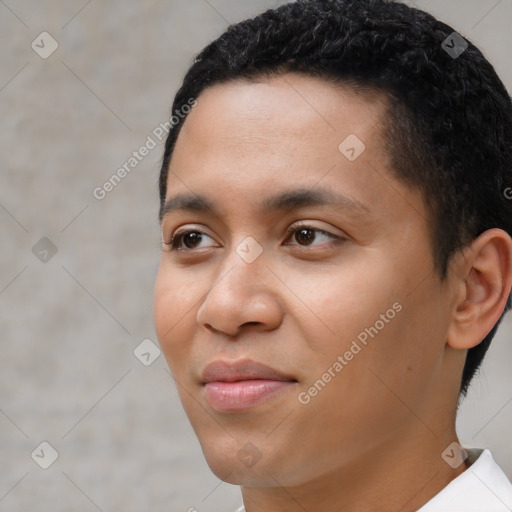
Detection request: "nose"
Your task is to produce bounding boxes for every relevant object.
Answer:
[196,248,283,337]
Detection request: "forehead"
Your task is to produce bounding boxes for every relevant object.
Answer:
[173,73,388,160]
[163,72,427,232]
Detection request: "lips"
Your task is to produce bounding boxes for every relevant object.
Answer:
[201,359,297,412]
[201,359,295,384]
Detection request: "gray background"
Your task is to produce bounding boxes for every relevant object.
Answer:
[0,0,511,511]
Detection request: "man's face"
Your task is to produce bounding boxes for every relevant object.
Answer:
[154,73,457,486]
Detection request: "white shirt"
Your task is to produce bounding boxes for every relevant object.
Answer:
[418,448,512,511]
[234,448,512,512]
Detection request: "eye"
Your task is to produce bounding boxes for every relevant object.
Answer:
[164,229,217,251]
[284,223,344,248]
[163,223,345,253]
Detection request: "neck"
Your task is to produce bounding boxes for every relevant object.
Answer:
[240,424,468,512]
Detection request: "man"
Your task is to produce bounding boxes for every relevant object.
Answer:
[153,0,512,510]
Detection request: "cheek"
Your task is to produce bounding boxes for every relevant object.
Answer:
[274,257,398,350]
[153,263,199,369]
[345,275,451,415]
[285,251,442,391]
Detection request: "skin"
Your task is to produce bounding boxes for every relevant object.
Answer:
[153,72,512,512]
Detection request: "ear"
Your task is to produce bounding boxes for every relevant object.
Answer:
[447,228,512,350]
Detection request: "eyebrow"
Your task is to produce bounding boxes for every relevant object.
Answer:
[159,187,369,223]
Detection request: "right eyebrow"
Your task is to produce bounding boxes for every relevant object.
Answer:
[159,193,215,223]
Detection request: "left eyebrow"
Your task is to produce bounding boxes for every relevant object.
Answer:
[159,187,370,223]
[262,187,369,215]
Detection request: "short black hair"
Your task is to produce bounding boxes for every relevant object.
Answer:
[158,0,512,397]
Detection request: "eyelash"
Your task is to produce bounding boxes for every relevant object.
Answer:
[164,223,345,252]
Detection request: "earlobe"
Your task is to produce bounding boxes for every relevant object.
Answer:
[447,229,512,350]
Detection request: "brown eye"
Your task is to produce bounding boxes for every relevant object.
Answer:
[182,232,203,249]
[295,228,316,245]
[285,224,344,249]
[170,230,216,250]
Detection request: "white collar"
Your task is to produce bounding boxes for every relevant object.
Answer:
[235,448,512,512]
[417,448,512,511]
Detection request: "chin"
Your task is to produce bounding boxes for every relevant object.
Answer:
[197,435,278,486]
